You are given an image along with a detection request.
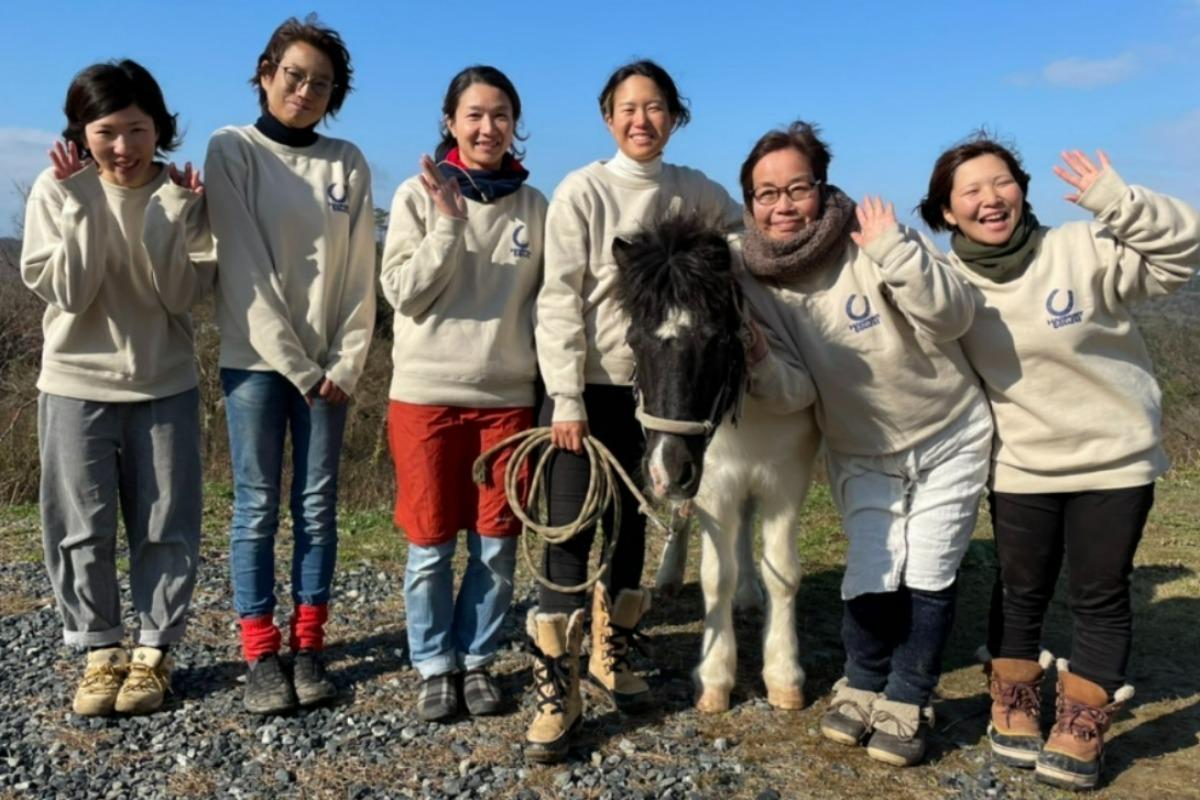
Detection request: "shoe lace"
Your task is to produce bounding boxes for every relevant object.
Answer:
[830,695,872,727]
[871,709,918,741]
[81,664,125,691]
[530,642,572,715]
[1052,695,1114,743]
[603,623,653,673]
[991,675,1042,725]
[123,662,168,694]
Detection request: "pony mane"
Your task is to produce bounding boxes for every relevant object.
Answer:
[612,214,736,333]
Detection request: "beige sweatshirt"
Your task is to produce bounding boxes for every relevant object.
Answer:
[535,151,743,422]
[205,125,376,395]
[381,176,547,407]
[952,168,1200,493]
[739,226,984,456]
[21,164,214,401]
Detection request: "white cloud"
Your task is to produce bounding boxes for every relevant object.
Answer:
[0,127,58,237]
[1041,52,1139,88]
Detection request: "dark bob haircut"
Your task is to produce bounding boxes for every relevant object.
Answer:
[738,121,831,205]
[63,59,180,156]
[435,65,527,161]
[598,59,691,130]
[918,132,1033,232]
[250,14,353,118]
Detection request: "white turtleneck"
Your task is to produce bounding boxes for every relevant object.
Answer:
[535,151,744,422]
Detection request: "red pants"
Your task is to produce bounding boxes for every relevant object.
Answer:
[387,401,532,546]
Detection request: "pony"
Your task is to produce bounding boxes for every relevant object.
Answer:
[612,215,821,712]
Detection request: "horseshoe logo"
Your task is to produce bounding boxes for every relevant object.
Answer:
[846,294,872,321]
[512,224,529,249]
[327,183,348,204]
[1045,289,1075,317]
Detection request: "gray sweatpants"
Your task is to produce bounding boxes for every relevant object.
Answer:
[39,389,202,648]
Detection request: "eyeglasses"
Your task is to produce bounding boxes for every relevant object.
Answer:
[275,64,336,97]
[751,180,822,206]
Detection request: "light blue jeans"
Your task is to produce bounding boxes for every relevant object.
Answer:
[221,369,348,618]
[404,531,518,678]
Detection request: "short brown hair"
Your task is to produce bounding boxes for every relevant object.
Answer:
[250,14,353,118]
[738,121,831,205]
[919,132,1032,232]
[64,60,180,156]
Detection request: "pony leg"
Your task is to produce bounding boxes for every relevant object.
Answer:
[758,491,805,710]
[654,521,690,597]
[733,497,765,613]
[693,502,740,713]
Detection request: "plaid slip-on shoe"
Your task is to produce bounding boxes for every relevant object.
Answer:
[417,672,459,722]
[463,668,504,716]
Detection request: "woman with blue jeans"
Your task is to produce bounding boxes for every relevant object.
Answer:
[382,66,546,721]
[205,15,375,715]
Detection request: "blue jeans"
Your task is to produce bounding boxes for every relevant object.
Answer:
[842,582,958,707]
[404,531,518,678]
[222,369,348,618]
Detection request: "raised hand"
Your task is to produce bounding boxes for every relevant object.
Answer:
[48,140,87,181]
[168,161,204,195]
[849,195,898,250]
[418,154,467,220]
[1053,149,1111,204]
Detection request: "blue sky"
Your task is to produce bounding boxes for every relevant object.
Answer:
[3,1,1199,237]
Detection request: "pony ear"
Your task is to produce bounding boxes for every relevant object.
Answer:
[611,236,632,268]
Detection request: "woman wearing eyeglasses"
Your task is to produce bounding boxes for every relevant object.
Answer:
[204,14,375,715]
[735,122,990,767]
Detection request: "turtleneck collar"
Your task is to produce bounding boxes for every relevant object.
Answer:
[255,112,319,148]
[603,149,664,183]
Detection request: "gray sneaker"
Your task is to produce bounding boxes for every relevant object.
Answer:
[866,697,934,767]
[417,672,459,722]
[820,677,879,746]
[463,668,504,716]
[244,653,297,715]
[292,650,337,707]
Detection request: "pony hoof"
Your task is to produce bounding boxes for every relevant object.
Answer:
[766,684,805,710]
[695,687,731,714]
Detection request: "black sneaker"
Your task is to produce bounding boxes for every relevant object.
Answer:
[417,672,459,722]
[293,650,337,707]
[244,653,297,715]
[462,668,504,716]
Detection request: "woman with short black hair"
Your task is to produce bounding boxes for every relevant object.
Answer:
[205,13,376,715]
[527,58,742,763]
[920,134,1200,790]
[21,58,212,716]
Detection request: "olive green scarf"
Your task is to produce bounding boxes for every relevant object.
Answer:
[950,211,1045,283]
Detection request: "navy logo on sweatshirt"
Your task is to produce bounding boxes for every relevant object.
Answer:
[326,183,349,214]
[511,224,531,258]
[1045,289,1082,329]
[846,294,881,333]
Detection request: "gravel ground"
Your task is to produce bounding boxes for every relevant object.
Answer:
[0,551,1162,799]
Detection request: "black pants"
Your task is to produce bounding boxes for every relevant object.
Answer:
[987,484,1154,695]
[538,385,647,613]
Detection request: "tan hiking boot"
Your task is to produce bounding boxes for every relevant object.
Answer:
[524,608,585,764]
[866,697,935,767]
[73,646,129,716]
[820,677,880,746]
[1036,659,1133,791]
[587,584,652,713]
[981,647,1053,769]
[115,646,171,714]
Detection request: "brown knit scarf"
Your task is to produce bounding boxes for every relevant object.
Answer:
[741,186,857,282]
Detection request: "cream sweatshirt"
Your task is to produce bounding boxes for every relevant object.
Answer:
[205,125,376,395]
[381,176,547,407]
[21,164,214,401]
[535,151,743,422]
[739,226,984,456]
[952,168,1200,493]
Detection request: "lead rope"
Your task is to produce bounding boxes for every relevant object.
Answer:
[472,427,670,595]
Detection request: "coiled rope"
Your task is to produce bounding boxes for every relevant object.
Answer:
[471,427,670,594]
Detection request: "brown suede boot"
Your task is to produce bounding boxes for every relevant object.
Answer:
[524,609,585,764]
[980,646,1054,769]
[587,584,653,714]
[1036,659,1134,791]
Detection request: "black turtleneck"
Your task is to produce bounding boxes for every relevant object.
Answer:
[255,113,319,147]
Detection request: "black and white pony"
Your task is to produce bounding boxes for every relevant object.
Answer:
[612,215,821,713]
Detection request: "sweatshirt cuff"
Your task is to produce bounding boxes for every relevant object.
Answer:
[289,366,325,397]
[152,180,202,220]
[1077,167,1128,218]
[550,394,587,424]
[324,360,360,397]
[860,225,906,267]
[59,164,106,205]
[432,213,468,238]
